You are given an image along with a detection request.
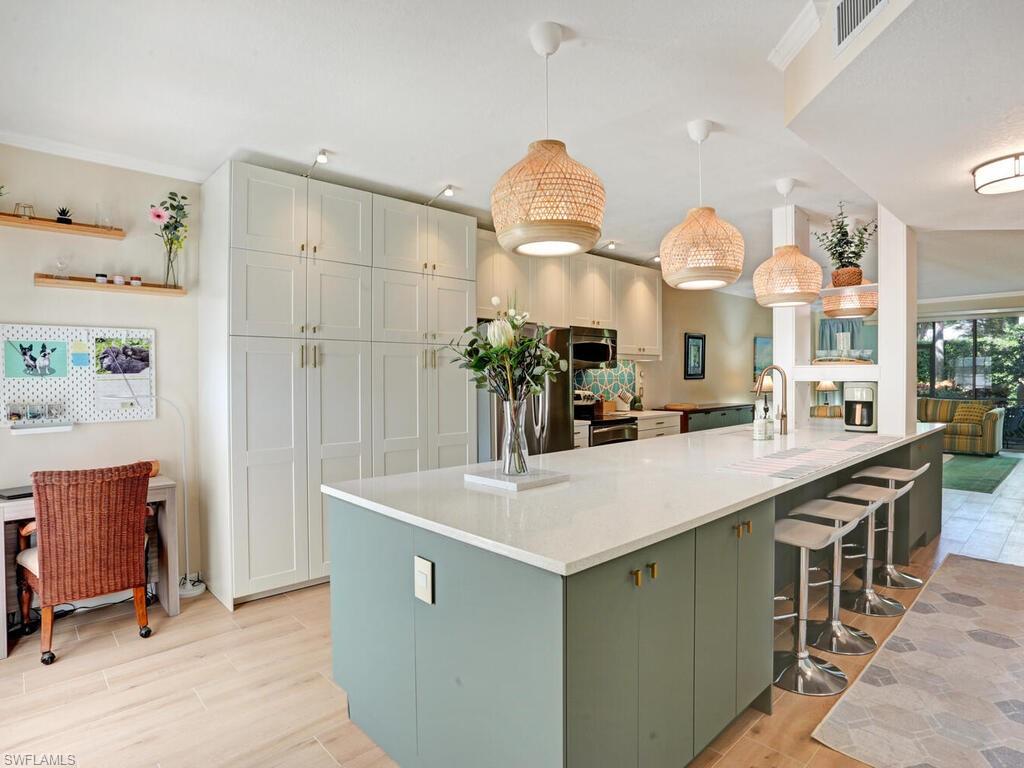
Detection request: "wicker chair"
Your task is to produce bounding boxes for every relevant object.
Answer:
[16,462,155,665]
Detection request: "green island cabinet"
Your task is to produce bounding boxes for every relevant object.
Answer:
[329,497,775,768]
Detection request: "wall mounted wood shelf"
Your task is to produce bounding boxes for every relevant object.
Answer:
[34,273,186,297]
[0,212,126,240]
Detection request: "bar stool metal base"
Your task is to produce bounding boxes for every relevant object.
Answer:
[773,651,848,696]
[856,563,924,590]
[807,618,877,656]
[841,587,905,617]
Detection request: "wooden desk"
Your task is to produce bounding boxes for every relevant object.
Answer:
[1,475,179,661]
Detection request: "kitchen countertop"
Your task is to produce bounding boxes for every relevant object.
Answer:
[322,421,946,576]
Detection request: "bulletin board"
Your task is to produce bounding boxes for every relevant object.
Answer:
[1,323,156,424]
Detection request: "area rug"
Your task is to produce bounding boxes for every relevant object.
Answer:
[943,455,1020,494]
[813,555,1024,767]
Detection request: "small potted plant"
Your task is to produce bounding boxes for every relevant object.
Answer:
[815,202,877,287]
[55,206,73,225]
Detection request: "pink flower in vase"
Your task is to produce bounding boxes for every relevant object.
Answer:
[149,206,170,225]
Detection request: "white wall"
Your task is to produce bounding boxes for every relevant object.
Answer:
[0,143,200,577]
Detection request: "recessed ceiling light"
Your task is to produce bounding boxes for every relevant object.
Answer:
[315,149,329,165]
[973,153,1024,195]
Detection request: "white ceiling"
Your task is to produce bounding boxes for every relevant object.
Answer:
[788,0,1024,233]
[0,0,874,295]
[916,230,1024,300]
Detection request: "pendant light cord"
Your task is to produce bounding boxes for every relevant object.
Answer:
[544,54,550,138]
[697,140,703,206]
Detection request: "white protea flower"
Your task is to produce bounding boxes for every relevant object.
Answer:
[486,318,514,349]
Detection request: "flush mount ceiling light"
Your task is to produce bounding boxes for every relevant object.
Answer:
[973,153,1024,195]
[753,178,822,308]
[491,21,605,257]
[660,120,744,290]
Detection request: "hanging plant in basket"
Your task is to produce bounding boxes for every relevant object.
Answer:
[814,202,877,287]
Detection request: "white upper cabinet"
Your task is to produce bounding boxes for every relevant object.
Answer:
[372,269,429,343]
[614,262,663,357]
[429,208,476,281]
[372,195,429,274]
[529,254,571,328]
[372,343,430,477]
[231,163,307,256]
[429,276,474,345]
[307,339,372,578]
[307,261,372,341]
[570,253,615,328]
[429,345,477,469]
[230,248,306,338]
[229,336,309,597]
[307,180,372,266]
[476,230,530,320]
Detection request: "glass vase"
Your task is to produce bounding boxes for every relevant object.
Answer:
[163,245,180,289]
[501,398,529,476]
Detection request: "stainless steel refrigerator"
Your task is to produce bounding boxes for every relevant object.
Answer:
[477,326,573,461]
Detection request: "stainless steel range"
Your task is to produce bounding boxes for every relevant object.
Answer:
[573,403,638,447]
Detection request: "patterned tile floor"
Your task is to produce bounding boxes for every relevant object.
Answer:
[694,455,1024,768]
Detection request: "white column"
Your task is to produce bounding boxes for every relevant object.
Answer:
[877,204,917,434]
[771,205,812,429]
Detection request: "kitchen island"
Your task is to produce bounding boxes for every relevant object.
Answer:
[323,420,945,768]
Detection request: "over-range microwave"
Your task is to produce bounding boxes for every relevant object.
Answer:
[570,326,617,370]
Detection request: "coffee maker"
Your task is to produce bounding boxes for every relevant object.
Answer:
[844,381,878,432]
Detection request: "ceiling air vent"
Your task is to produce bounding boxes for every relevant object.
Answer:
[834,0,888,52]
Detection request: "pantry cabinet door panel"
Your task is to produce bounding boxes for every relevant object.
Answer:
[307,340,372,578]
[308,261,371,341]
[230,163,307,256]
[529,255,570,327]
[230,248,306,338]
[429,276,474,345]
[372,269,429,343]
[614,262,639,354]
[307,180,372,266]
[429,208,476,281]
[428,346,477,469]
[569,253,594,327]
[476,230,499,320]
[591,255,616,328]
[372,195,428,274]
[372,343,429,476]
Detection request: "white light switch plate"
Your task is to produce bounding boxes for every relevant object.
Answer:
[414,556,434,604]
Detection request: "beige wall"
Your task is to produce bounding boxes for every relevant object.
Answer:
[640,288,773,408]
[0,143,200,575]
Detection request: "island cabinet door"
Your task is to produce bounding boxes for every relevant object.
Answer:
[693,513,740,752]
[412,528,564,768]
[734,502,775,710]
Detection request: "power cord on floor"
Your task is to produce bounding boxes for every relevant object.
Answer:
[9,585,156,636]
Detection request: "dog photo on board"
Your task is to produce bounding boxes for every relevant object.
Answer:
[3,340,68,378]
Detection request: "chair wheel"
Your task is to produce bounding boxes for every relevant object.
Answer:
[40,651,56,665]
[22,624,34,636]
[139,626,152,638]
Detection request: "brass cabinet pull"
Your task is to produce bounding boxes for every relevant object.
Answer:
[312,345,318,368]
[734,524,743,539]
[423,349,428,368]
[313,244,318,255]
[432,349,437,368]
[299,324,305,333]
[432,263,437,271]
[646,562,658,580]
[300,243,305,255]
[630,569,643,588]
[300,344,305,369]
[744,520,753,535]
[312,325,319,334]
[423,261,428,270]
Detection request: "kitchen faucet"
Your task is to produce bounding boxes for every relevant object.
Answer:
[754,365,788,435]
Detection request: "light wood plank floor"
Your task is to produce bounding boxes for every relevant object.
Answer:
[2,461,1021,767]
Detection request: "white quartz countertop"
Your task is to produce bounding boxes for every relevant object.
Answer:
[323,421,946,576]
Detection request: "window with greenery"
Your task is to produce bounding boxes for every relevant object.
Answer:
[916,316,1024,406]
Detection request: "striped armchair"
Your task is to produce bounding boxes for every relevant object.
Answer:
[917,397,1004,456]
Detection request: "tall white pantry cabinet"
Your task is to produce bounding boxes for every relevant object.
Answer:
[199,162,477,607]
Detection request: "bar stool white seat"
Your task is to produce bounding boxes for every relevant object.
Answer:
[789,497,883,655]
[773,515,859,696]
[828,483,908,617]
[852,463,931,589]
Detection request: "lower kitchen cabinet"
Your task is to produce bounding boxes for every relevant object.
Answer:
[694,501,774,751]
[330,497,772,768]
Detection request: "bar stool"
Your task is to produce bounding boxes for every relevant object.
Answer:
[773,514,859,696]
[828,483,908,617]
[788,498,883,656]
[851,464,932,589]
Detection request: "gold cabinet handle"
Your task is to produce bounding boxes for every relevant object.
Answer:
[744,520,753,535]
[423,348,428,368]
[300,243,305,255]
[299,324,305,333]
[646,562,658,580]
[630,569,643,588]
[300,344,305,369]
[432,263,437,271]
[423,261,428,270]
[313,244,318,255]
[734,524,743,539]
[312,345,318,368]
[312,325,319,334]
[432,349,438,368]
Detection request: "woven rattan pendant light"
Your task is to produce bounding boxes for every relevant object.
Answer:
[660,120,744,289]
[753,178,822,307]
[491,22,605,257]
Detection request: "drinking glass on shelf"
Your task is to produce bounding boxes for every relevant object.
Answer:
[54,254,71,279]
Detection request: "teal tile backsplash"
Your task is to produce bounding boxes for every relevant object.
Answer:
[573,360,638,400]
